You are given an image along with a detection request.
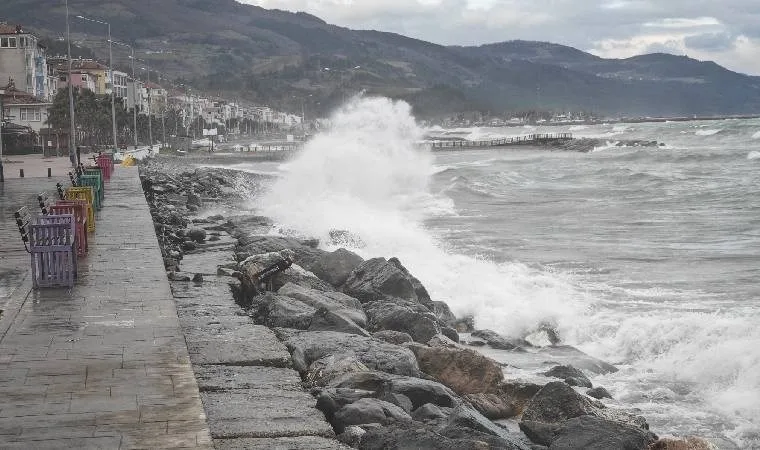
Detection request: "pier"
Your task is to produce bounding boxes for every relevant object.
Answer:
[428,133,573,150]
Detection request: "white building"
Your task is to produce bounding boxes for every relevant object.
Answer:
[0,23,53,101]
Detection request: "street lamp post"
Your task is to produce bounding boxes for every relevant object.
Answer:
[75,14,118,151]
[65,0,76,165]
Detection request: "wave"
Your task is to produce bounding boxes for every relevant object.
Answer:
[752,131,760,139]
[748,151,760,160]
[695,129,722,136]
[568,125,588,131]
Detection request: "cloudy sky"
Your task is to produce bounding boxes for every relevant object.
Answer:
[239,0,760,75]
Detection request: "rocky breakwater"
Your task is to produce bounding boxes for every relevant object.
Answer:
[140,160,713,450]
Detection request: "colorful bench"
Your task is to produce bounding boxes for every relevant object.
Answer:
[48,202,88,256]
[78,175,102,210]
[15,206,78,289]
[96,153,113,181]
[64,186,96,232]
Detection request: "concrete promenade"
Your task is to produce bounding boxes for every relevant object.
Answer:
[0,164,212,448]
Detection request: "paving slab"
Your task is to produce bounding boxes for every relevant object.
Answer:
[215,436,350,449]
[0,166,212,448]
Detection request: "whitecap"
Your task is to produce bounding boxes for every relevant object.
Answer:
[695,129,722,136]
[747,151,760,160]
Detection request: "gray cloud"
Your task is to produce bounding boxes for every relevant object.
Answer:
[238,0,760,74]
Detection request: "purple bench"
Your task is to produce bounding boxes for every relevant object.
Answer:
[15,206,78,289]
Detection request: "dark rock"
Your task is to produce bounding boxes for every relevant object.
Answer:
[272,266,335,292]
[329,371,460,410]
[364,299,440,343]
[452,316,475,333]
[208,214,225,221]
[521,381,599,424]
[182,240,197,251]
[167,271,192,282]
[586,387,612,400]
[187,227,207,243]
[462,393,514,420]
[427,334,459,348]
[498,381,543,417]
[316,388,376,417]
[472,329,526,351]
[307,355,370,387]
[379,392,413,413]
[536,345,618,375]
[309,307,371,337]
[342,257,431,304]
[333,398,412,432]
[408,342,504,395]
[250,293,315,329]
[372,330,414,345]
[439,425,531,449]
[359,425,489,450]
[411,403,448,422]
[521,382,649,430]
[443,404,531,449]
[236,234,327,269]
[337,425,366,447]
[192,273,204,283]
[309,248,364,286]
[649,437,716,450]
[279,282,367,328]
[521,415,657,450]
[431,301,458,326]
[543,365,592,388]
[440,326,460,343]
[208,235,220,242]
[283,331,420,377]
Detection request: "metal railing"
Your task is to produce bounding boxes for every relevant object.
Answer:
[428,133,573,150]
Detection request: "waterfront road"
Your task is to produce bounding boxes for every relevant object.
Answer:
[0,165,212,448]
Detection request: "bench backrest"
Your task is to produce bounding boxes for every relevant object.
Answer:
[56,183,65,200]
[64,187,94,205]
[14,206,32,251]
[30,215,75,249]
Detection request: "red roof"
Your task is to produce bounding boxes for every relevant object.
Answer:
[0,24,24,35]
[1,87,46,105]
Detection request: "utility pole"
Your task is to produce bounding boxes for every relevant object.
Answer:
[0,94,5,182]
[130,46,137,148]
[66,0,77,165]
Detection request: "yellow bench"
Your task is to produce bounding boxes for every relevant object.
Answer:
[64,187,96,232]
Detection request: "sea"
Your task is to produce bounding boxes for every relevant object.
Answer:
[217,97,760,448]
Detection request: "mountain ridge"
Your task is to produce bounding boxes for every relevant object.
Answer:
[2,0,759,118]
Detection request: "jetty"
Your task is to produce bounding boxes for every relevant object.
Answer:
[428,133,573,150]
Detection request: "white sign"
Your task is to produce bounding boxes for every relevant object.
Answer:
[202,128,218,136]
[286,134,294,142]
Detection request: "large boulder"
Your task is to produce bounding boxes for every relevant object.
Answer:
[308,248,365,287]
[649,437,717,450]
[372,330,414,345]
[442,405,531,449]
[462,393,514,420]
[308,307,370,336]
[408,343,504,395]
[520,415,657,449]
[359,425,504,450]
[186,227,207,243]
[329,371,460,411]
[342,257,431,304]
[543,365,593,388]
[497,381,543,417]
[249,293,315,329]
[521,382,649,430]
[283,331,420,377]
[364,299,440,343]
[278,282,367,328]
[333,398,412,432]
[236,234,327,268]
[307,355,371,386]
[471,329,526,351]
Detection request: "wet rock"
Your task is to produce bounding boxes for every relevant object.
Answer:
[182,240,197,251]
[431,301,458,326]
[333,398,413,432]
[316,388,376,419]
[649,437,717,449]
[309,307,371,336]
[342,257,431,304]
[440,326,460,343]
[520,415,657,449]
[250,293,315,329]
[359,425,494,450]
[192,273,204,283]
[521,382,649,430]
[586,387,612,400]
[427,334,459,348]
[452,316,475,333]
[498,381,543,417]
[337,425,366,447]
[364,299,440,343]
[186,191,202,207]
[472,329,526,351]
[271,266,335,292]
[380,391,413,413]
[279,282,366,328]
[309,248,364,287]
[283,331,420,378]
[307,355,371,387]
[408,343,504,395]
[536,345,618,375]
[372,330,414,345]
[236,234,327,269]
[411,403,448,422]
[329,371,460,411]
[462,393,515,420]
[167,271,193,282]
[543,365,592,388]
[443,404,531,449]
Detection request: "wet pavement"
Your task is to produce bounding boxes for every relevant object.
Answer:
[0,167,212,448]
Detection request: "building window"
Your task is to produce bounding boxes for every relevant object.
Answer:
[20,107,41,122]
